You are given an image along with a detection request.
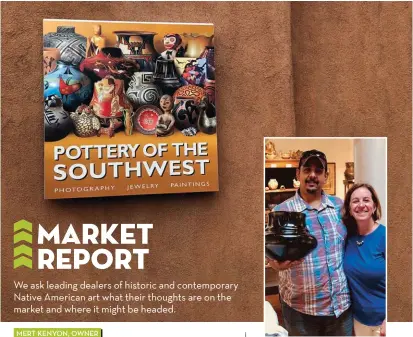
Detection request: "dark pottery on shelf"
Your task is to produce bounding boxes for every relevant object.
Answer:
[265,211,317,262]
[201,47,215,104]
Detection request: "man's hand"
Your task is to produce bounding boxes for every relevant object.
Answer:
[266,257,304,271]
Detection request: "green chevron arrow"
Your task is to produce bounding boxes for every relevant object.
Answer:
[14,256,32,269]
[14,244,32,258]
[13,231,32,244]
[13,220,32,233]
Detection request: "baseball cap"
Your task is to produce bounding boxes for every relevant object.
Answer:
[298,150,327,170]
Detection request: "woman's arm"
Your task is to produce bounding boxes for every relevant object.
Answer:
[380,319,386,336]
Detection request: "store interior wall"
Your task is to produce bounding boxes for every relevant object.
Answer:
[354,139,387,226]
[270,138,354,200]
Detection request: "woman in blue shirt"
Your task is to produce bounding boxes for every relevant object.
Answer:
[342,183,386,336]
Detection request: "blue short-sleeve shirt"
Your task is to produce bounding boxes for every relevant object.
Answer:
[343,224,386,326]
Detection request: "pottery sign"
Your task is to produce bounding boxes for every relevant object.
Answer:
[43,19,218,199]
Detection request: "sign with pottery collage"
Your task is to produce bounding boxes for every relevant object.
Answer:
[43,19,218,199]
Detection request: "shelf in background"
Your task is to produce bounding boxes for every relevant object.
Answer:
[265,188,298,193]
[265,159,299,168]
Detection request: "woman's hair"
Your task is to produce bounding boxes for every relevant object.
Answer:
[342,183,382,237]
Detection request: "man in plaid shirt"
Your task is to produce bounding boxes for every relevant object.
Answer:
[268,150,352,336]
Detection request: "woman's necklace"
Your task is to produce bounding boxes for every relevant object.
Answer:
[356,221,379,247]
[356,238,364,246]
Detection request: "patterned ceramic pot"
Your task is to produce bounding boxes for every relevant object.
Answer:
[70,104,101,138]
[172,99,199,131]
[90,76,132,119]
[172,85,207,130]
[44,61,93,112]
[43,48,61,75]
[199,46,215,67]
[265,211,317,262]
[126,72,162,109]
[113,31,159,71]
[43,26,87,65]
[133,105,162,135]
[173,84,206,105]
[204,78,215,104]
[268,179,278,190]
[44,95,73,142]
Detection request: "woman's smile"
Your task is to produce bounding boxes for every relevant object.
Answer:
[350,187,376,221]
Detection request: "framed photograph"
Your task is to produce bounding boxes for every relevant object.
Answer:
[324,162,336,195]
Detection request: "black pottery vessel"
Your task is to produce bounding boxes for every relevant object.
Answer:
[153,58,181,95]
[265,211,317,262]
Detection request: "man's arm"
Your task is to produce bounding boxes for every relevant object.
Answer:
[266,257,304,271]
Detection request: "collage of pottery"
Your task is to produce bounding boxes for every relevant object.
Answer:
[43,25,216,142]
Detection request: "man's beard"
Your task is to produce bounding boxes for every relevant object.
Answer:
[305,178,319,194]
[306,188,317,194]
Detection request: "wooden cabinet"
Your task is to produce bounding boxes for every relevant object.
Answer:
[265,159,299,293]
[265,160,299,223]
[265,159,299,168]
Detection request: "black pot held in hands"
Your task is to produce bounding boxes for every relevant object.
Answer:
[265,211,317,262]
